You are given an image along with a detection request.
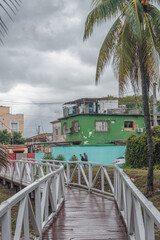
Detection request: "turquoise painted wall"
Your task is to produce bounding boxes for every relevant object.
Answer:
[52,145,125,165]
[35,153,45,160]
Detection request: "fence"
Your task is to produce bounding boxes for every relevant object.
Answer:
[0,159,160,240]
[0,160,65,240]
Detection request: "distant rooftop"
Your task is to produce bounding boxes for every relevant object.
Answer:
[63,97,127,117]
[64,97,117,105]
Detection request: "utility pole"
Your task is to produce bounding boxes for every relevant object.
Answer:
[153,82,158,126]
[38,125,41,135]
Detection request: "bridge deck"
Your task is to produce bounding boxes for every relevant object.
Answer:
[43,187,128,240]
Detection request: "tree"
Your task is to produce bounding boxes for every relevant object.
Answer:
[0,130,11,144]
[12,132,25,144]
[84,0,160,192]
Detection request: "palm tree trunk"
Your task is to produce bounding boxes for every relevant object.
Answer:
[140,50,154,192]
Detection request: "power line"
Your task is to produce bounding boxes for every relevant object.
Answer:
[0,100,64,105]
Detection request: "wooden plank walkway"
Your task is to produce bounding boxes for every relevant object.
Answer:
[43,187,128,240]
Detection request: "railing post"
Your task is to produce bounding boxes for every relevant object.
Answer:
[89,163,92,191]
[67,163,70,185]
[1,208,12,240]
[30,164,34,183]
[144,209,155,240]
[61,168,65,198]
[101,167,104,192]
[114,166,116,200]
[78,163,81,185]
[35,186,42,236]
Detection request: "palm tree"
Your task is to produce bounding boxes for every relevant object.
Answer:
[0,0,22,44]
[84,0,160,192]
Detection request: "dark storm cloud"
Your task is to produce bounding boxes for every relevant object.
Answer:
[0,0,120,137]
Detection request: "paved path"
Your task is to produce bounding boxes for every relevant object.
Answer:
[43,187,128,240]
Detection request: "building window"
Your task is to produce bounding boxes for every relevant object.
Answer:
[71,121,79,133]
[95,121,109,132]
[10,120,19,132]
[124,121,134,130]
[55,129,58,136]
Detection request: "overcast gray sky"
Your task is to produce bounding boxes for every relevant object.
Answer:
[0,0,136,137]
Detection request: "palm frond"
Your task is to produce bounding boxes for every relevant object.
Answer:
[84,0,127,40]
[0,144,9,167]
[142,11,159,85]
[96,16,123,83]
[0,0,22,42]
[113,15,138,93]
[123,0,144,41]
[147,5,160,49]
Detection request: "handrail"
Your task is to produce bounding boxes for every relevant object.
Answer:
[0,160,65,240]
[21,158,114,197]
[1,158,160,240]
[114,165,160,240]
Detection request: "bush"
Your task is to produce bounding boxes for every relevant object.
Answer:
[126,126,160,168]
[69,155,78,168]
[43,154,54,160]
[69,155,78,162]
[55,154,65,161]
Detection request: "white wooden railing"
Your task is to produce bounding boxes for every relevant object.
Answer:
[0,160,65,240]
[21,158,114,198]
[114,165,160,240]
[1,158,160,240]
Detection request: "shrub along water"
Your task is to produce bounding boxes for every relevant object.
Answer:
[126,126,160,168]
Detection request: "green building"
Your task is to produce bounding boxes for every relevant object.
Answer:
[60,114,147,145]
[57,98,160,145]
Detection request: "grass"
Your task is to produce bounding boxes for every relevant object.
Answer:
[122,168,160,211]
[0,182,35,239]
[0,182,16,203]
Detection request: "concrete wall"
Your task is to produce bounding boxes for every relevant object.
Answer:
[0,113,24,136]
[35,153,45,160]
[52,145,126,164]
[52,121,65,142]
[61,114,145,144]
[0,106,10,116]
[7,145,125,165]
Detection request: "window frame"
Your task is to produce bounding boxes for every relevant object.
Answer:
[71,120,79,133]
[95,120,109,132]
[55,128,58,136]
[10,120,19,132]
[124,121,134,130]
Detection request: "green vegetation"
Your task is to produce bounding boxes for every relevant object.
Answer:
[0,130,11,144]
[55,154,65,161]
[11,132,25,144]
[69,155,78,168]
[43,154,54,160]
[126,126,160,168]
[0,130,25,145]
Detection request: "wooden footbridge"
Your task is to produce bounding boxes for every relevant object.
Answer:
[0,159,160,240]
